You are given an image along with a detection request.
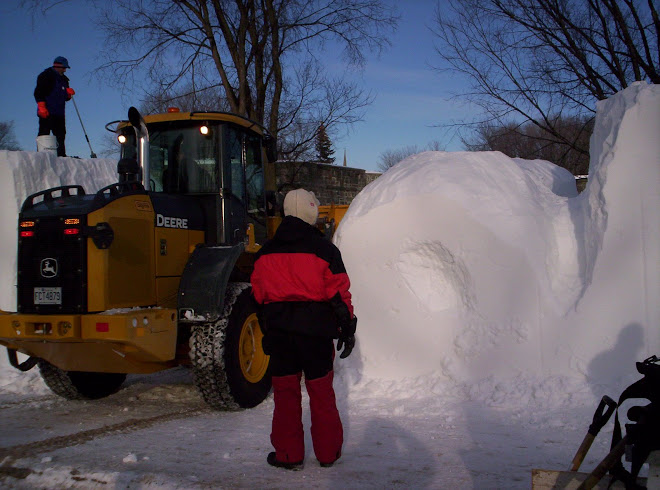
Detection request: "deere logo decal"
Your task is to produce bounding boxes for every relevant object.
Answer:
[156,214,189,229]
[41,258,58,278]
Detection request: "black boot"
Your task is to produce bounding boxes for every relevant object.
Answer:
[319,455,340,467]
[267,452,303,470]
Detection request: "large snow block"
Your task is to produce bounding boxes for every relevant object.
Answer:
[0,151,116,312]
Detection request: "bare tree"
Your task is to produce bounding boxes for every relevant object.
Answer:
[377,145,419,171]
[88,0,398,159]
[377,141,445,171]
[0,121,21,151]
[433,0,659,160]
[140,84,232,114]
[463,116,593,175]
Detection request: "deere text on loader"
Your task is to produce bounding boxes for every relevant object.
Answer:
[0,107,290,409]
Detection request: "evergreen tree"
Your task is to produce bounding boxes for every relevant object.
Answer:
[315,123,335,164]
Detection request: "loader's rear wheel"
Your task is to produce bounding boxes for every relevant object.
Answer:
[190,284,271,410]
[38,360,126,400]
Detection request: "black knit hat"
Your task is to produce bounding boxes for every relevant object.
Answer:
[53,56,70,69]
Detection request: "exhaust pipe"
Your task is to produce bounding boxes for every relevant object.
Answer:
[128,107,150,189]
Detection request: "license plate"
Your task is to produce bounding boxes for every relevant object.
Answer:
[34,287,62,305]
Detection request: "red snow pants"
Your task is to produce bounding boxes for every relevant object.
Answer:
[268,332,343,464]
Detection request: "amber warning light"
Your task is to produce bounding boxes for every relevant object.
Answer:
[20,221,34,237]
[63,218,81,236]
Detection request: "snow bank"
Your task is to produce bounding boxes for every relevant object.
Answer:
[335,81,659,405]
[335,152,579,379]
[0,151,116,311]
[0,152,115,386]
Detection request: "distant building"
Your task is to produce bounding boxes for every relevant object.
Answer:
[275,161,380,205]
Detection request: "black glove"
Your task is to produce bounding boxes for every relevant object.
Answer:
[337,316,357,359]
[337,334,355,359]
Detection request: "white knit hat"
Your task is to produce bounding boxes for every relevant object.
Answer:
[283,188,320,226]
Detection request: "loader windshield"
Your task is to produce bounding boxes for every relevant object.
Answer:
[119,122,219,194]
[148,124,219,194]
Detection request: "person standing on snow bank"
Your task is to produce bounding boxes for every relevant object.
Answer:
[251,188,357,470]
[34,56,75,157]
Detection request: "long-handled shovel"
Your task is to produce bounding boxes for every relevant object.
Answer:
[569,395,617,471]
[71,96,97,158]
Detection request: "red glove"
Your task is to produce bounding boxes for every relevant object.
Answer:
[37,101,49,118]
[66,88,75,96]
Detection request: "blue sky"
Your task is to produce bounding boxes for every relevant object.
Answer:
[0,0,472,171]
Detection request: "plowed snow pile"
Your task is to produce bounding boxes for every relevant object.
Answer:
[334,81,659,406]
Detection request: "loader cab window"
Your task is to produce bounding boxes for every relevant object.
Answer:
[245,133,266,244]
[225,126,267,245]
[227,127,246,204]
[120,123,219,194]
[151,125,218,194]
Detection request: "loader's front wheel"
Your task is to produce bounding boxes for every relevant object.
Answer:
[224,288,271,406]
[38,360,126,400]
[190,284,271,410]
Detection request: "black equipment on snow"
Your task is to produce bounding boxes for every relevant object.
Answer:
[569,395,617,471]
[578,354,660,490]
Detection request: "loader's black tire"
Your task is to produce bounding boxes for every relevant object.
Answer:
[190,284,271,410]
[224,287,271,407]
[38,360,126,400]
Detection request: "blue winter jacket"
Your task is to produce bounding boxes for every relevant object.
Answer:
[34,67,70,117]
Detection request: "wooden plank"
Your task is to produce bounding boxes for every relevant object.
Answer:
[531,469,647,490]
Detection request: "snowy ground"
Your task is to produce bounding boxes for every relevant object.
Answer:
[0,82,658,489]
[0,368,616,489]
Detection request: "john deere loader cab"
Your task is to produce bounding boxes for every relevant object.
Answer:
[0,106,278,410]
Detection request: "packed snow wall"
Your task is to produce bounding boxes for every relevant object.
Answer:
[0,151,116,312]
[335,82,659,396]
[561,82,660,394]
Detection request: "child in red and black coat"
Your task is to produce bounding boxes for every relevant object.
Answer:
[251,188,357,470]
